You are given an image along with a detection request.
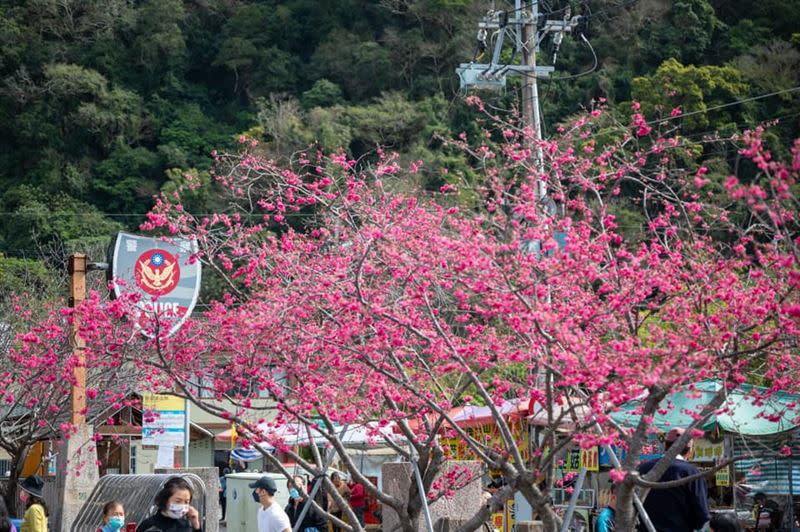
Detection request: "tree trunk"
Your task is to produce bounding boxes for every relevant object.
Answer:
[4,445,28,517]
[615,483,638,531]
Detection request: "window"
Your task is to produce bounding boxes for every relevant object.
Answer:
[0,459,9,477]
[130,444,137,474]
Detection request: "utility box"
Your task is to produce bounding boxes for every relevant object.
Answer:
[225,472,289,532]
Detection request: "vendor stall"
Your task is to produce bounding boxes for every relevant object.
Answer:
[610,380,800,531]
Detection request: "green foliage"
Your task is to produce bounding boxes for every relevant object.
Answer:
[301,79,344,109]
[0,254,50,296]
[0,186,123,251]
[311,30,395,101]
[631,59,748,131]
[641,0,718,65]
[0,0,797,256]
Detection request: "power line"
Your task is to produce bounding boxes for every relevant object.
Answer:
[647,86,800,126]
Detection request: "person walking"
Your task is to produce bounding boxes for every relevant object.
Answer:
[327,473,351,532]
[219,467,231,521]
[251,476,291,532]
[637,428,710,532]
[136,476,202,532]
[595,484,616,532]
[348,481,366,527]
[97,501,126,532]
[284,476,326,532]
[18,476,47,532]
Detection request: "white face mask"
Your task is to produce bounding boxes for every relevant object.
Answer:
[166,503,189,519]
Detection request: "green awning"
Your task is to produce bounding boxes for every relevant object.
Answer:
[610,380,800,436]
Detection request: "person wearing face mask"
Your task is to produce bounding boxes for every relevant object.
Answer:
[137,476,202,532]
[251,476,291,532]
[97,501,126,532]
[284,476,326,532]
[18,476,47,532]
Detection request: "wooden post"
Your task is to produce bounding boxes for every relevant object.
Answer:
[68,253,87,426]
[55,253,100,532]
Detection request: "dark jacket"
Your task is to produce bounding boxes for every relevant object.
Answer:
[285,497,326,530]
[637,458,709,532]
[136,513,201,532]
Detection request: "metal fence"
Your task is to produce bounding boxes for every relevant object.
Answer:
[70,473,207,532]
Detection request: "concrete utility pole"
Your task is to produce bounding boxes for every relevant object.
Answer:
[458,5,659,531]
[457,0,579,199]
[520,0,546,187]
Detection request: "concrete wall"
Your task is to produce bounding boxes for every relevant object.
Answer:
[381,461,482,532]
[132,435,215,474]
[189,436,214,468]
[133,441,158,474]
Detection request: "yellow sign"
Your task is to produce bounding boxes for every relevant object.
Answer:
[505,499,515,532]
[715,464,730,486]
[693,438,724,462]
[142,393,185,412]
[565,447,599,472]
[580,447,599,472]
[141,393,186,447]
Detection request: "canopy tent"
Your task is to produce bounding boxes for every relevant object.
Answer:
[610,380,800,436]
[216,421,400,448]
[219,421,401,488]
[528,401,591,430]
[231,447,270,463]
[449,399,530,428]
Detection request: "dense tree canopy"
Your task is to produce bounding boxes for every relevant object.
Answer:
[0,0,798,273]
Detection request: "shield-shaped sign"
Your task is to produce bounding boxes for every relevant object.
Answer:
[110,232,201,337]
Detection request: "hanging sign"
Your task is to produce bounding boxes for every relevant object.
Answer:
[580,447,599,472]
[142,393,186,447]
[693,438,725,462]
[110,232,201,336]
[715,464,731,486]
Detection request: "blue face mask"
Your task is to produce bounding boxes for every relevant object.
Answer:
[108,516,125,531]
[289,488,299,500]
[253,490,261,503]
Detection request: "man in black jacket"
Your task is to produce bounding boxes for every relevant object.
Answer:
[638,428,710,531]
[285,476,327,532]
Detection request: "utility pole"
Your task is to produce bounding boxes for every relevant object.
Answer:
[69,254,88,426]
[55,254,108,532]
[457,1,579,199]
[520,0,547,196]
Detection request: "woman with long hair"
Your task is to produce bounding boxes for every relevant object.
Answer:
[18,476,47,532]
[136,476,201,532]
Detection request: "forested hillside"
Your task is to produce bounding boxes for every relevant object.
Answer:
[0,0,798,258]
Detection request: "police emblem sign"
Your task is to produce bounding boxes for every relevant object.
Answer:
[111,232,201,337]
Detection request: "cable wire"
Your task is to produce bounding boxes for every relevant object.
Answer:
[541,33,597,82]
[647,86,800,126]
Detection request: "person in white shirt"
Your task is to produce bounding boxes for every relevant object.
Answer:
[251,476,291,532]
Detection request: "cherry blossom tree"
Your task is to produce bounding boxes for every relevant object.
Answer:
[12,100,797,532]
[0,288,142,510]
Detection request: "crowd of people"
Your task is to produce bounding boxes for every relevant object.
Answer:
[251,472,367,532]
[2,474,203,532]
[3,467,369,532]
[7,441,788,532]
